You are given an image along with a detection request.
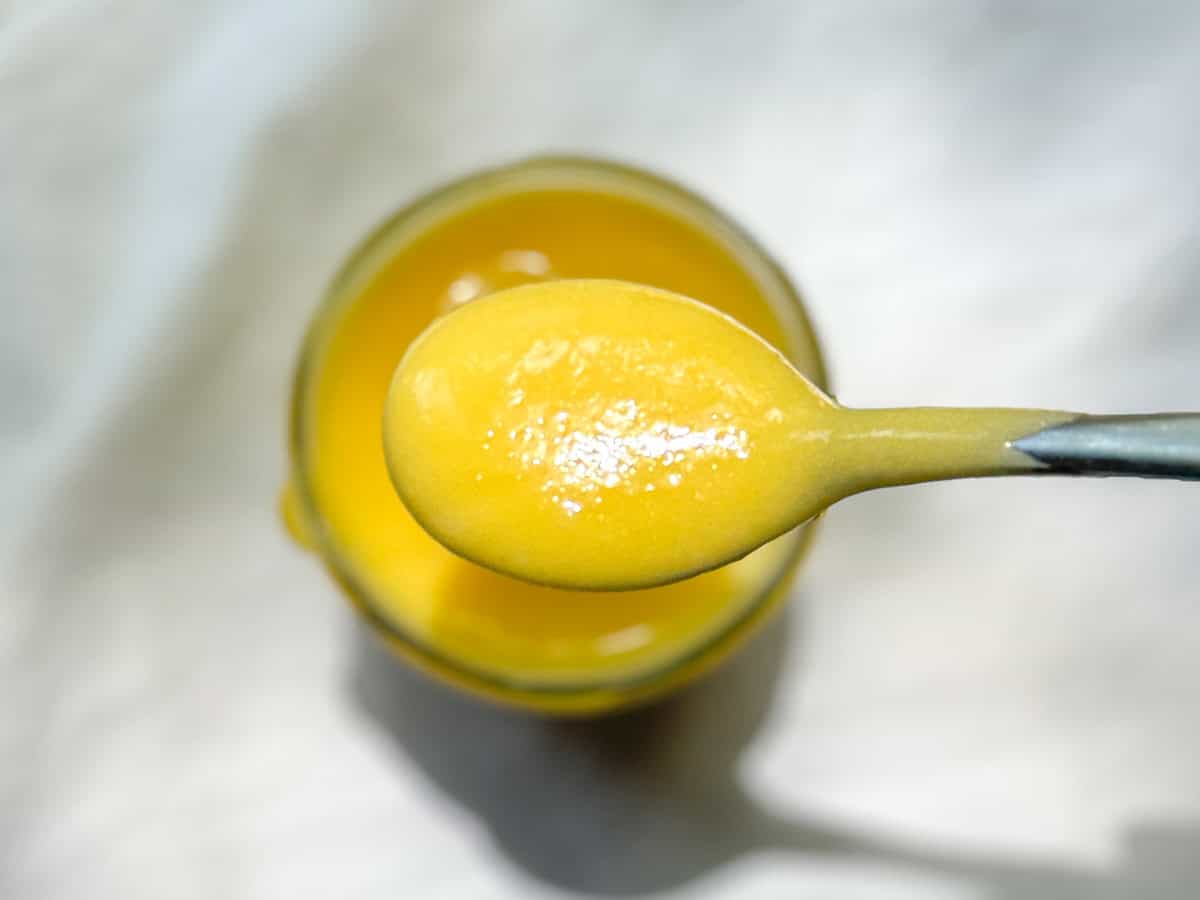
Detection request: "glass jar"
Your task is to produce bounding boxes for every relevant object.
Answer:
[283,157,828,714]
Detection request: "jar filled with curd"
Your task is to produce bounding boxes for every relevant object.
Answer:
[282,157,828,714]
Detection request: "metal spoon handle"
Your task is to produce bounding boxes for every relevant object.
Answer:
[1011,414,1200,480]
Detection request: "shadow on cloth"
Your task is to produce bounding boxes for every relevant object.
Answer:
[349,606,1200,897]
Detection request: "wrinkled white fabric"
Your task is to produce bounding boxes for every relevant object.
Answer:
[3,3,1200,898]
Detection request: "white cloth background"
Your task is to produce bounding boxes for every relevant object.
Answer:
[3,3,1199,898]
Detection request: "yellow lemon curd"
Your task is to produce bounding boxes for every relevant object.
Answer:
[385,280,1072,592]
[385,280,817,590]
[285,159,826,712]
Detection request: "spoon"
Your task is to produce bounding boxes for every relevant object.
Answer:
[384,279,1198,591]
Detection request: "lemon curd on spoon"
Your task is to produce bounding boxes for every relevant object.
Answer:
[385,279,1073,591]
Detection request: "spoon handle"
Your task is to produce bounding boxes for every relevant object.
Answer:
[1011,414,1200,480]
